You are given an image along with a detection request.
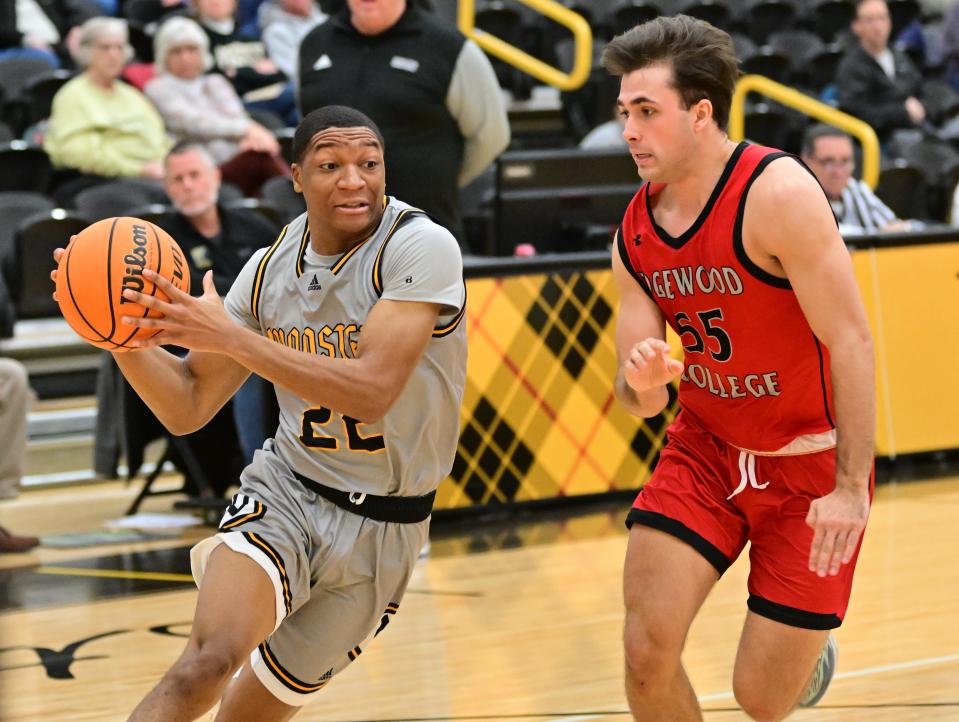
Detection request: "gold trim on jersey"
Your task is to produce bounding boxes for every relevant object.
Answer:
[371,208,424,295]
[433,284,467,338]
[259,641,331,693]
[294,221,311,278]
[329,235,372,275]
[251,224,289,322]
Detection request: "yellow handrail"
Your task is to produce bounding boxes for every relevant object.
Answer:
[458,0,592,91]
[729,74,881,188]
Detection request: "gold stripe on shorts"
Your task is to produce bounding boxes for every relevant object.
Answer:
[242,531,292,616]
[259,641,331,693]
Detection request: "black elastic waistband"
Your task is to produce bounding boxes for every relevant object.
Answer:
[292,471,434,523]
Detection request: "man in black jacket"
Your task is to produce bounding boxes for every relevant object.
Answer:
[297,0,509,248]
[836,0,926,144]
[160,141,280,464]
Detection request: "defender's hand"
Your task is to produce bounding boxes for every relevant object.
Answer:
[623,338,684,394]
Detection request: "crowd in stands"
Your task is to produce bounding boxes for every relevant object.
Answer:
[5,0,959,255]
[4,0,959,513]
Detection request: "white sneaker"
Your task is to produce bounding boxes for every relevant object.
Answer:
[799,634,838,707]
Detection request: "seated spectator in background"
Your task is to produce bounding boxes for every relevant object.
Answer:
[192,0,298,125]
[0,271,39,553]
[837,0,927,145]
[802,124,910,235]
[0,0,101,69]
[579,106,627,151]
[43,17,171,204]
[159,141,278,462]
[943,1,959,91]
[258,0,326,82]
[298,0,510,249]
[146,16,288,197]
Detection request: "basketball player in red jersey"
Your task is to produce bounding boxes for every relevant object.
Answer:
[606,16,874,722]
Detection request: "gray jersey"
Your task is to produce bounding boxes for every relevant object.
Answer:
[224,197,467,497]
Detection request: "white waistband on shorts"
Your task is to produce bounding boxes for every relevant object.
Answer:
[734,429,837,457]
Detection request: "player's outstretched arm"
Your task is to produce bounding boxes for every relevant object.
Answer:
[225,294,441,423]
[128,268,442,423]
[107,262,444,424]
[113,347,251,436]
[51,249,250,435]
[746,158,874,577]
[612,240,683,418]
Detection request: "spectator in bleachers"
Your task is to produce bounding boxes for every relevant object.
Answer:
[159,140,278,463]
[942,1,959,90]
[297,0,509,249]
[0,0,101,69]
[802,123,909,234]
[43,17,171,204]
[0,269,39,553]
[192,0,298,125]
[146,16,288,196]
[837,0,927,144]
[0,272,34,504]
[258,0,326,82]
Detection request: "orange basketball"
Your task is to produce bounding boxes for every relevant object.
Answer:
[56,217,191,351]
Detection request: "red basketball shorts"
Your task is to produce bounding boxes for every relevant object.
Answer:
[628,412,873,630]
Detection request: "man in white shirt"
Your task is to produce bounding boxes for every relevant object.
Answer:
[801,124,910,235]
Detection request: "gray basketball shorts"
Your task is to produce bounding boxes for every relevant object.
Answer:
[190,446,429,707]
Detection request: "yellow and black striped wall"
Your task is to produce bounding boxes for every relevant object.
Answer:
[437,253,679,511]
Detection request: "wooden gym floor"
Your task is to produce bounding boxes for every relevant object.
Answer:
[1,470,958,721]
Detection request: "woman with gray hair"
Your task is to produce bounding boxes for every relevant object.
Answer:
[146,15,287,196]
[44,17,170,202]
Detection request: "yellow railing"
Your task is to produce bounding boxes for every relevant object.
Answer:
[729,74,881,188]
[458,0,592,91]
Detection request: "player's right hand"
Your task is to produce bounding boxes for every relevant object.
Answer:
[623,338,684,393]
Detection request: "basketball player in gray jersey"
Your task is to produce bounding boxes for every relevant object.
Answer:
[224,196,466,501]
[53,106,466,721]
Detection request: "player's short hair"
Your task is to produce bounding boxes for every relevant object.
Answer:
[153,16,214,75]
[166,140,218,170]
[73,17,134,68]
[292,106,386,164]
[801,124,852,157]
[601,14,740,131]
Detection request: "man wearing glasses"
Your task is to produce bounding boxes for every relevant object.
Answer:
[801,124,909,235]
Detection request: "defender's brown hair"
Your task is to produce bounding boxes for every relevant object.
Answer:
[601,15,741,131]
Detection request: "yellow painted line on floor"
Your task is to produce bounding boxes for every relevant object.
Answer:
[37,566,194,583]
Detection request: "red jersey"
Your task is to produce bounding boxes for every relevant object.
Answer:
[618,142,836,453]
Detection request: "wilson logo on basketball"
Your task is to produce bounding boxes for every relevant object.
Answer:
[119,223,186,303]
